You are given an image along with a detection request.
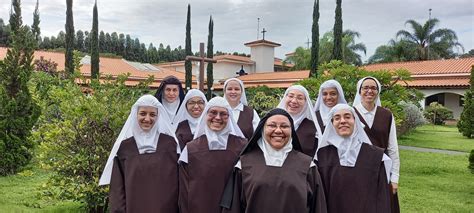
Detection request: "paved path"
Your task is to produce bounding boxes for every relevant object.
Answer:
[399,145,468,155]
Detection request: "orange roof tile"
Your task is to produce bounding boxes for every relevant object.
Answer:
[0,47,197,89]
[363,58,474,75]
[213,70,310,89]
[399,76,470,88]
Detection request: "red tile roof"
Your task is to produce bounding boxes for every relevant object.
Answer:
[214,70,309,89]
[363,58,473,88]
[0,47,197,88]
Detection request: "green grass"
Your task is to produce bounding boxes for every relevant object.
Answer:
[399,124,474,152]
[400,150,474,212]
[0,167,83,212]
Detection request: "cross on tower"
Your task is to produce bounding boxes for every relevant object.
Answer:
[185,43,217,91]
[261,28,267,40]
[305,37,312,49]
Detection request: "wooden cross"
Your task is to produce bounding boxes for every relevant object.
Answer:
[305,37,312,49]
[261,28,267,40]
[185,42,217,91]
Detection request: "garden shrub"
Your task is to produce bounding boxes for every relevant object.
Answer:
[457,65,473,138]
[424,102,454,125]
[398,101,426,135]
[469,149,474,174]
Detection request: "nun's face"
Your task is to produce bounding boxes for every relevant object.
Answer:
[186,96,205,118]
[164,84,180,103]
[285,89,306,115]
[322,87,339,108]
[264,114,292,150]
[206,106,229,131]
[360,79,378,105]
[332,109,355,137]
[225,80,242,104]
[137,106,158,132]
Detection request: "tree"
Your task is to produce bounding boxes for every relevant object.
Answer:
[368,39,417,64]
[331,0,343,61]
[99,30,105,52]
[396,18,464,60]
[310,0,319,77]
[206,16,214,99]
[284,46,311,70]
[83,30,90,52]
[319,30,366,65]
[76,30,84,51]
[90,0,99,79]
[457,65,474,138]
[9,0,21,33]
[0,4,40,175]
[65,0,75,76]
[31,0,41,47]
[185,4,192,90]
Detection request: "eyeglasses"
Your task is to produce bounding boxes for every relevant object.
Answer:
[286,95,306,103]
[207,110,229,119]
[265,123,291,131]
[187,101,205,106]
[361,86,378,91]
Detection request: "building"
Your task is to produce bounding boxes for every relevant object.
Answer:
[155,39,292,86]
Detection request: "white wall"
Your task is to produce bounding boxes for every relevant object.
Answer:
[250,45,275,72]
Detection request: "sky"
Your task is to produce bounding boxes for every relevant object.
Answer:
[1,0,473,62]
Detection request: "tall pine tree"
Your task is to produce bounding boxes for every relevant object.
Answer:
[331,0,343,61]
[31,0,40,47]
[310,0,319,77]
[65,0,75,76]
[185,4,192,90]
[457,65,474,138]
[90,0,99,79]
[206,16,214,99]
[0,0,40,175]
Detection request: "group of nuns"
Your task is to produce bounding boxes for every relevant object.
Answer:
[98,75,400,213]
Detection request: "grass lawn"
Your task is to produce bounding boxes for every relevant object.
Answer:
[0,166,83,212]
[399,150,474,212]
[399,124,474,152]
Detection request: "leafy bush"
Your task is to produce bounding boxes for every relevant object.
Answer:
[457,65,474,138]
[424,102,454,125]
[32,72,152,211]
[398,101,426,135]
[246,86,284,117]
[0,26,41,176]
[469,150,474,174]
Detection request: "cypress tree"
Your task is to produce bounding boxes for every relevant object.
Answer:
[331,0,343,61]
[457,65,474,138]
[0,1,40,175]
[9,0,21,34]
[206,16,214,99]
[185,4,192,90]
[31,0,40,47]
[90,0,99,79]
[65,0,75,76]
[310,0,319,77]
[76,30,84,51]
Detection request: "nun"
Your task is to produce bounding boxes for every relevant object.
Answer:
[223,78,260,140]
[178,97,248,213]
[174,89,208,150]
[315,104,392,213]
[313,79,347,134]
[154,75,186,123]
[99,95,180,212]
[352,76,400,212]
[220,108,327,213]
[277,85,322,157]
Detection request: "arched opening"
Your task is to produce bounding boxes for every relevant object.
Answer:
[425,92,465,119]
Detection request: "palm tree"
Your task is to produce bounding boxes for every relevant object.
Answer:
[396,18,464,60]
[319,30,367,66]
[368,39,417,64]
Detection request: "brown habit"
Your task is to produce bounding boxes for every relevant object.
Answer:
[296,118,318,157]
[175,120,193,150]
[222,148,327,213]
[237,105,255,141]
[316,143,391,213]
[354,106,400,213]
[109,134,179,213]
[179,134,247,213]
